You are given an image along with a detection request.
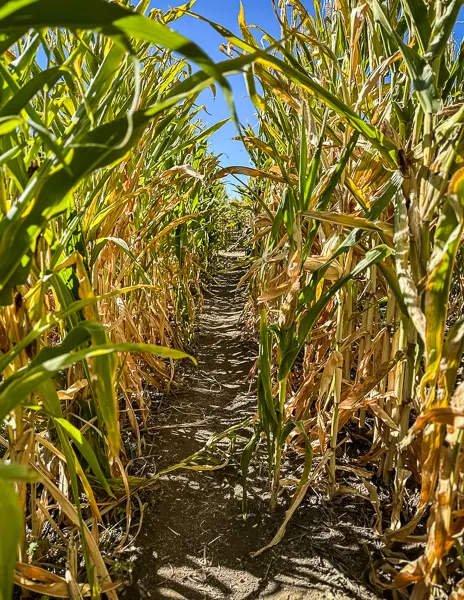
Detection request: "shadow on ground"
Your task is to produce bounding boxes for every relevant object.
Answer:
[121,253,380,600]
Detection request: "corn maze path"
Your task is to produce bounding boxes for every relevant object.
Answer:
[123,253,378,600]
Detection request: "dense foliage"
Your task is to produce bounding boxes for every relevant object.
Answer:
[0,1,232,597]
[237,0,464,596]
[0,0,464,598]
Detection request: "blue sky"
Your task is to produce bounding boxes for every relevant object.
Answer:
[151,0,464,189]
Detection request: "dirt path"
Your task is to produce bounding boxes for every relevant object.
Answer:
[123,254,379,600]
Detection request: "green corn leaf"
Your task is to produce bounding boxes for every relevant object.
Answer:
[244,62,264,111]
[53,418,114,497]
[0,479,23,600]
[0,31,26,54]
[370,0,440,114]
[258,310,278,425]
[425,0,464,62]
[302,111,327,211]
[0,463,40,482]
[0,67,62,117]
[9,31,41,76]
[0,116,22,133]
[425,169,464,374]
[318,132,360,210]
[278,421,297,447]
[399,0,431,54]
[0,145,23,167]
[90,236,135,267]
[376,260,409,316]
[90,237,150,284]
[84,324,119,460]
[162,1,198,24]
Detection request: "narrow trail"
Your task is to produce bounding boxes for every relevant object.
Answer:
[124,254,377,600]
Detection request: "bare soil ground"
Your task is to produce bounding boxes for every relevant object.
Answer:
[122,254,380,600]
